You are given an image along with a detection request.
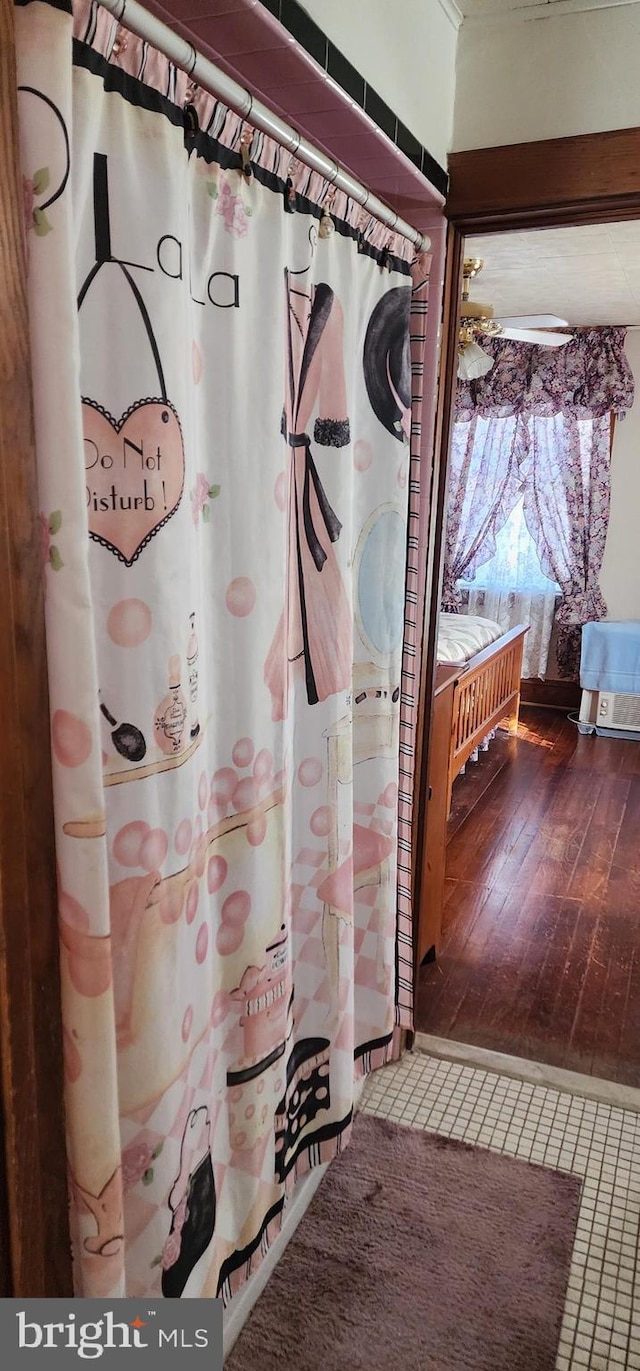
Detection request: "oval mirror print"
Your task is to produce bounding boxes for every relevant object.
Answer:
[357,507,406,661]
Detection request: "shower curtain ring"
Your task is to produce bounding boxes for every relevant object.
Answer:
[318,185,336,240]
[239,123,254,181]
[112,23,129,57]
[283,147,300,213]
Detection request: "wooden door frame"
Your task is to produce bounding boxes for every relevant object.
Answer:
[412,125,640,981]
[0,0,72,1295]
[411,222,464,982]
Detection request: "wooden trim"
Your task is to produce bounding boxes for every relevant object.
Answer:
[0,0,71,1296]
[447,126,640,232]
[412,223,464,980]
[520,678,582,712]
[415,665,460,967]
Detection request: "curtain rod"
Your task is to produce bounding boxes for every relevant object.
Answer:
[96,0,428,252]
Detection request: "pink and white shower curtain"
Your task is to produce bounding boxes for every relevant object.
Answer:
[16,0,430,1300]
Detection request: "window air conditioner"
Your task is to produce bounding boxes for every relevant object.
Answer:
[579,689,640,734]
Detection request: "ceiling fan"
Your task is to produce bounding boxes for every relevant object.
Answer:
[458,258,574,380]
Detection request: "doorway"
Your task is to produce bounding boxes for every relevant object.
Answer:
[414,139,640,1087]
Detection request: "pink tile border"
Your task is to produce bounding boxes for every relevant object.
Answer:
[143,0,445,215]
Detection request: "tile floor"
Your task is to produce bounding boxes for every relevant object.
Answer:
[361,1049,640,1371]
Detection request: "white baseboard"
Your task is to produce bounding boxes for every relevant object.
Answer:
[223,1162,327,1358]
[223,1075,366,1358]
[413,1033,640,1113]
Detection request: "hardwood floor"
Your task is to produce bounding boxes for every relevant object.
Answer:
[416,707,640,1087]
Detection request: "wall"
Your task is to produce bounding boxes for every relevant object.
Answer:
[302,0,461,169]
[453,3,640,151]
[600,330,640,621]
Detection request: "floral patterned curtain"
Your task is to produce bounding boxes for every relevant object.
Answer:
[441,414,526,611]
[445,330,634,676]
[456,328,635,422]
[520,414,613,679]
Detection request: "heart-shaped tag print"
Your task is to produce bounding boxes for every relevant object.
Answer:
[83,398,185,566]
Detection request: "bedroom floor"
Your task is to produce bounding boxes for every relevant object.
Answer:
[416,706,640,1086]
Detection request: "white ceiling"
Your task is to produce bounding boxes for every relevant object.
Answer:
[458,0,638,15]
[465,221,640,326]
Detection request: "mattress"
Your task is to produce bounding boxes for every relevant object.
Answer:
[580,621,640,694]
[437,612,504,667]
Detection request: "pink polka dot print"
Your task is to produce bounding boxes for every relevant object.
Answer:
[195,923,209,964]
[253,749,273,783]
[107,598,152,648]
[354,439,372,472]
[310,806,334,838]
[222,890,251,927]
[175,818,192,856]
[216,922,243,956]
[211,990,230,1027]
[139,827,168,872]
[247,814,267,846]
[233,776,259,812]
[232,737,255,769]
[210,768,237,805]
[207,855,228,894]
[113,820,150,868]
[181,1005,193,1042]
[226,577,255,617]
[52,710,92,768]
[298,757,323,788]
[185,881,199,925]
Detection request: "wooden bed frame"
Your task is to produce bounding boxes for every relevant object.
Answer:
[444,623,528,816]
[417,623,528,965]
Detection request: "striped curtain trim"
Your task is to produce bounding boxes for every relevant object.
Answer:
[394,251,431,1030]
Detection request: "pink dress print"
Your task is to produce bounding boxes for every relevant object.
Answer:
[265,271,352,721]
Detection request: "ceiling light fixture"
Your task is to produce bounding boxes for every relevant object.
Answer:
[457,340,495,382]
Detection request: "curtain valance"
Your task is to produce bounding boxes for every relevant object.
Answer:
[456,327,635,421]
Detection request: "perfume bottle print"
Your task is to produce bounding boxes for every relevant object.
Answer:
[154,655,187,755]
[187,612,200,741]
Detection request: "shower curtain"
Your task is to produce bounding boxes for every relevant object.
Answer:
[16,0,430,1300]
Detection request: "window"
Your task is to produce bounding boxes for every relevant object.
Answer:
[460,494,560,597]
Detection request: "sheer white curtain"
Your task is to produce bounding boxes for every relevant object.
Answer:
[460,494,560,678]
[441,414,524,610]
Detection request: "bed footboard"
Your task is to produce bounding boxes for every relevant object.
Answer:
[446,624,528,814]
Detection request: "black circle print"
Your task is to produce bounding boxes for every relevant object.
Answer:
[363,285,412,442]
[18,86,71,228]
